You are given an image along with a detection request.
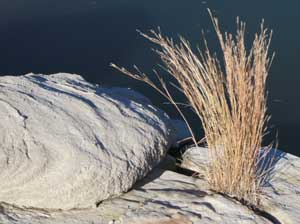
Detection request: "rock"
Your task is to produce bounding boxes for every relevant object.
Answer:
[0,73,176,210]
[260,150,300,224]
[181,147,209,177]
[181,147,300,224]
[0,168,272,224]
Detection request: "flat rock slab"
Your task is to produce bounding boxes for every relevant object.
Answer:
[181,147,300,224]
[0,169,271,224]
[0,73,175,210]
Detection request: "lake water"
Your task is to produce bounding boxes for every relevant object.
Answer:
[0,0,299,156]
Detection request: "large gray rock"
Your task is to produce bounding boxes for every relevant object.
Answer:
[0,73,176,210]
[0,168,271,224]
[181,147,300,224]
[260,150,300,224]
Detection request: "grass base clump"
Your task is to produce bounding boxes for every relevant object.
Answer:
[111,10,275,206]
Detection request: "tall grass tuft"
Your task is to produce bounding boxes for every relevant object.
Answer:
[111,10,275,206]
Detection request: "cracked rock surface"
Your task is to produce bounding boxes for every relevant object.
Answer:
[0,168,271,224]
[0,73,175,210]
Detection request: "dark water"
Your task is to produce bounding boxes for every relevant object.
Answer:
[0,0,299,156]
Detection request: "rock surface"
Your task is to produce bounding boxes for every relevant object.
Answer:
[181,147,300,224]
[0,73,176,210]
[0,73,298,223]
[0,167,271,224]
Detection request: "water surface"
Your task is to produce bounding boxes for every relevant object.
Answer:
[0,0,299,156]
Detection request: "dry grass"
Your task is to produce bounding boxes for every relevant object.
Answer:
[111,10,275,206]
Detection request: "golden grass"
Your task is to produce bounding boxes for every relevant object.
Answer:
[111,10,275,206]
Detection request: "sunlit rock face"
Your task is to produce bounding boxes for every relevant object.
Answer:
[0,73,176,210]
[0,169,272,224]
[181,147,300,224]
